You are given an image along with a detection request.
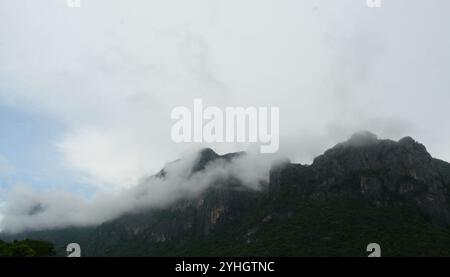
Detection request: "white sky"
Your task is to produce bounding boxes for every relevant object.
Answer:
[0,0,450,190]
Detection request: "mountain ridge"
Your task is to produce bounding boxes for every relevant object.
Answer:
[3,131,450,256]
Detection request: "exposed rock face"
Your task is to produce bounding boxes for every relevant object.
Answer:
[267,131,450,224]
[210,206,225,225]
[308,132,450,224]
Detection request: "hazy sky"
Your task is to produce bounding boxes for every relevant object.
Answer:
[0,0,449,208]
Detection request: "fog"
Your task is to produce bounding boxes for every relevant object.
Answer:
[0,149,278,233]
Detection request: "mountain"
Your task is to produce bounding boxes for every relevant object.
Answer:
[4,131,450,257]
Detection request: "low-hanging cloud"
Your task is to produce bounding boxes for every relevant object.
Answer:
[0,149,278,233]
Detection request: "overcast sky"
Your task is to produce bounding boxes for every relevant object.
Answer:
[0,0,449,207]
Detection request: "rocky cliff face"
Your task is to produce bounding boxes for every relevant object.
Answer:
[7,132,450,256]
[270,131,450,224]
[147,132,450,229]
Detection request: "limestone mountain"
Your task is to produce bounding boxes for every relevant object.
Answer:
[5,132,450,256]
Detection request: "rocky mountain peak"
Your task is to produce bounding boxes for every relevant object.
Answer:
[312,132,432,173]
[344,131,379,147]
[190,148,220,174]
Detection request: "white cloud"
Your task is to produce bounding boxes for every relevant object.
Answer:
[56,127,153,189]
[0,149,278,233]
[0,0,449,190]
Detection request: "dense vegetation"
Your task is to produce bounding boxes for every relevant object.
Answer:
[19,191,450,257]
[0,239,56,257]
[79,197,450,257]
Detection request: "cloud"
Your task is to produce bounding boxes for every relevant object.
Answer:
[0,1,450,230]
[0,149,278,233]
[56,127,154,190]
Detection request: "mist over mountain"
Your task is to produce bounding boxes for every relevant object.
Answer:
[2,1,450,194]
[1,0,450,261]
[0,146,278,233]
[3,131,450,257]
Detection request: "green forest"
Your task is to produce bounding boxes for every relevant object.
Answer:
[0,239,55,257]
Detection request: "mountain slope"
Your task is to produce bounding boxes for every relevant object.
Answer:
[5,132,450,257]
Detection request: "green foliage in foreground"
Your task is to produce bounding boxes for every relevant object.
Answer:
[0,239,56,257]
